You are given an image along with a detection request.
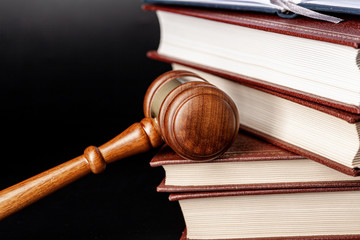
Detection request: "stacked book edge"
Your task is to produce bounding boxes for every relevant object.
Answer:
[144,3,360,239]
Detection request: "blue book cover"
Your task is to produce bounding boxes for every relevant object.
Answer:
[143,0,360,22]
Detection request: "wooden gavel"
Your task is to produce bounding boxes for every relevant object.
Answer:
[0,70,239,220]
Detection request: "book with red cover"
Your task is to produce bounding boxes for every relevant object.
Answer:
[171,187,360,240]
[147,51,360,115]
[143,4,360,114]
[151,131,360,192]
[147,52,360,176]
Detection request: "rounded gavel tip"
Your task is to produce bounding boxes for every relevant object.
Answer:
[144,70,240,161]
[143,70,201,118]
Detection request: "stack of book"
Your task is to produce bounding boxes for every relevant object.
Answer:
[143,1,360,239]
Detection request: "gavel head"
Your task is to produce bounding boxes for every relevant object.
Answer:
[143,70,239,161]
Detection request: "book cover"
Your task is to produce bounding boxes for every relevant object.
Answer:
[143,4,360,113]
[148,51,360,114]
[171,187,360,239]
[175,64,360,176]
[143,0,360,19]
[143,4,360,47]
[151,131,360,192]
[149,49,360,176]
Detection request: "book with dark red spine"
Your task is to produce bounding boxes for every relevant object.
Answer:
[151,131,360,192]
[143,4,360,114]
[147,51,360,176]
[170,187,360,239]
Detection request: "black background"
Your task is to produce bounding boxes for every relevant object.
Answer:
[0,0,184,239]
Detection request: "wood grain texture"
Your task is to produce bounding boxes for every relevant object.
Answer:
[0,156,90,221]
[0,118,162,220]
[159,82,239,160]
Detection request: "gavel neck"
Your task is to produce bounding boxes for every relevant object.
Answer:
[98,118,163,165]
[81,117,163,174]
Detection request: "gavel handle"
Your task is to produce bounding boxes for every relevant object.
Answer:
[0,118,162,220]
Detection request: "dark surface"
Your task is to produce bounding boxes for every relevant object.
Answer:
[0,0,184,239]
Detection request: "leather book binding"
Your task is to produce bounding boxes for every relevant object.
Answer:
[143,4,360,114]
[147,51,360,115]
[174,187,360,240]
[143,4,360,48]
[169,186,360,201]
[151,131,360,192]
[148,51,360,176]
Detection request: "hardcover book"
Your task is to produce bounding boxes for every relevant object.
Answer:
[171,188,360,239]
[143,4,360,113]
[156,63,360,176]
[151,131,360,192]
